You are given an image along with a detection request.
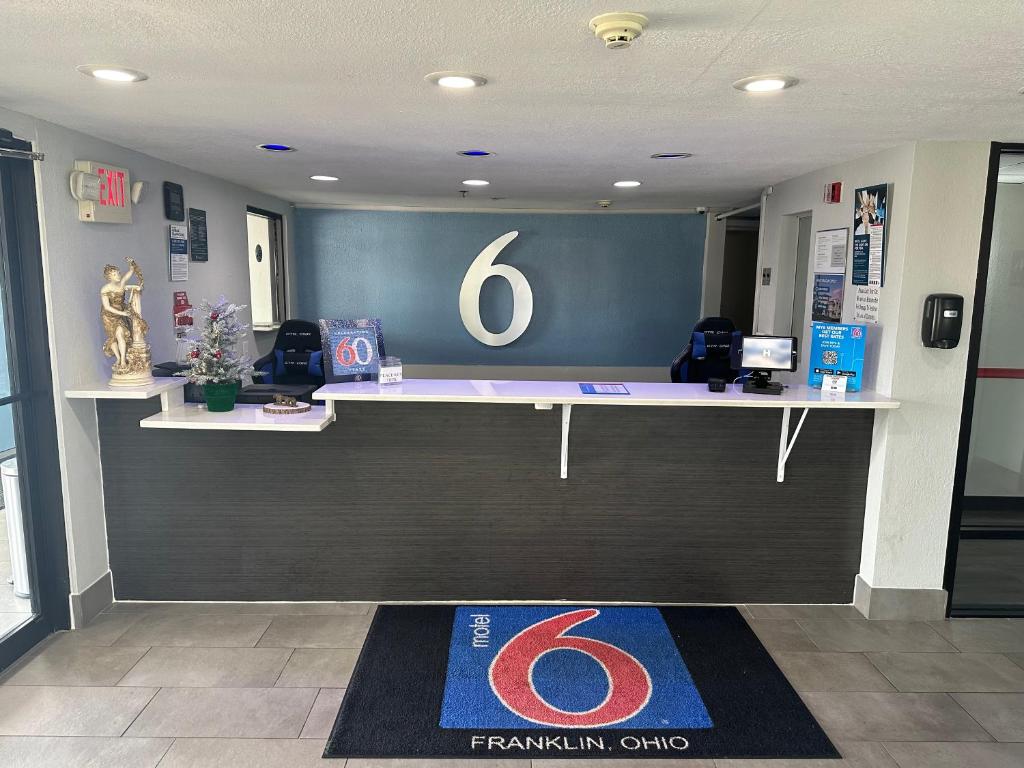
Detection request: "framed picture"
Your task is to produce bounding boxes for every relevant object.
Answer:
[319,318,385,383]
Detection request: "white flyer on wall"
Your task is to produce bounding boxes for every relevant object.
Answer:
[853,284,880,324]
[814,228,848,273]
[168,223,189,282]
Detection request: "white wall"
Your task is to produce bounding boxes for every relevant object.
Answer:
[757,141,992,592]
[0,105,292,611]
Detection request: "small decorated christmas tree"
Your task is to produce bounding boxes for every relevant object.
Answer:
[179,297,254,386]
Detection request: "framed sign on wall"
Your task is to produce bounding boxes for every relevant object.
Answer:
[319,318,386,383]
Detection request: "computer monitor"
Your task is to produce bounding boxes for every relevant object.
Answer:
[730,335,798,395]
[739,335,797,372]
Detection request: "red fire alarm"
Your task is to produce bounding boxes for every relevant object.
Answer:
[823,181,843,204]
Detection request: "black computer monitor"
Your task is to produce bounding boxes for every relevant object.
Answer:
[732,335,798,395]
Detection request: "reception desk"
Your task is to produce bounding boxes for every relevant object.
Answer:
[68,378,898,605]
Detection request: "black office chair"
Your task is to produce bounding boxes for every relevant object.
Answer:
[253,319,325,387]
[670,317,742,383]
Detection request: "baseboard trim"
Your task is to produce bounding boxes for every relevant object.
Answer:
[69,570,113,628]
[853,575,947,620]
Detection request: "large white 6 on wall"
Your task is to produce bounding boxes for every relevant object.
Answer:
[459,231,533,346]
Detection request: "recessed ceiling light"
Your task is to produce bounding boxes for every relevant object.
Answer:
[425,71,487,89]
[76,65,148,83]
[462,179,490,186]
[732,75,798,93]
[258,143,296,152]
[613,180,642,188]
[457,150,494,157]
[310,175,339,182]
[650,152,693,159]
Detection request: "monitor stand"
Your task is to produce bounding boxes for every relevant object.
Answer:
[742,370,784,396]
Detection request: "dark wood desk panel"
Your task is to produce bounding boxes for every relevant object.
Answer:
[98,399,872,603]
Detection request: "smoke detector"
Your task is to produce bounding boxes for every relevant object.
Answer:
[589,12,649,49]
[596,200,613,208]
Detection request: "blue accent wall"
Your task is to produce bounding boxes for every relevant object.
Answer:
[294,210,705,366]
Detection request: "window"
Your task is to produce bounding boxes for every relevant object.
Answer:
[246,207,286,330]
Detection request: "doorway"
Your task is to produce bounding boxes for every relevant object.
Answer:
[946,144,1024,616]
[720,213,759,335]
[0,130,69,670]
[246,207,286,331]
[790,214,813,338]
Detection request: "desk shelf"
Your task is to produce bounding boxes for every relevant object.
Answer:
[140,403,333,432]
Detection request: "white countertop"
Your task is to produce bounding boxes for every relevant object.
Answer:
[313,379,900,410]
[65,378,186,400]
[140,403,333,432]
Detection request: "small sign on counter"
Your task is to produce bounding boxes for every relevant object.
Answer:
[579,383,630,395]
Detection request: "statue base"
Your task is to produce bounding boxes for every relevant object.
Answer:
[109,342,154,388]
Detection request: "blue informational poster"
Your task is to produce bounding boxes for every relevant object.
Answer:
[319,318,385,383]
[852,184,887,286]
[807,323,867,391]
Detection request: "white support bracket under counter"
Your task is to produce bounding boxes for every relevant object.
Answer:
[66,377,334,432]
[314,379,900,482]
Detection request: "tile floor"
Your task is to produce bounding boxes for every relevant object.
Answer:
[0,602,1021,766]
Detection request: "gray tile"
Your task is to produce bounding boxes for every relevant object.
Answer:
[772,652,895,692]
[157,737,329,767]
[347,761,530,767]
[542,760,715,767]
[117,646,292,687]
[125,686,317,738]
[928,619,1024,653]
[114,613,272,647]
[300,687,344,739]
[257,614,373,648]
[0,685,157,736]
[1007,652,1024,672]
[867,652,1024,692]
[107,600,373,616]
[800,691,992,741]
[745,604,863,620]
[953,693,1024,741]
[796,620,956,652]
[1,643,148,686]
[714,740,897,767]
[276,648,360,687]
[59,612,145,646]
[745,619,818,652]
[0,735,172,767]
[881,742,1024,768]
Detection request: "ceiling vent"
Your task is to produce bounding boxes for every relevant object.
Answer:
[589,12,649,49]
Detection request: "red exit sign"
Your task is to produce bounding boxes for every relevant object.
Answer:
[96,165,127,208]
[73,160,133,223]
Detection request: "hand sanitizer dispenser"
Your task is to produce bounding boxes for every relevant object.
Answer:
[922,294,964,349]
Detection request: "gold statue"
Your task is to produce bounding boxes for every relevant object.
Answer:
[101,256,153,386]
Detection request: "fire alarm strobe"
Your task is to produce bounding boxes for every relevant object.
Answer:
[589,12,649,49]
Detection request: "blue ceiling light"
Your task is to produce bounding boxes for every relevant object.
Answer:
[258,143,296,152]
[457,150,493,157]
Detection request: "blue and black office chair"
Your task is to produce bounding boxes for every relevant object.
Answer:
[253,319,325,386]
[670,317,742,383]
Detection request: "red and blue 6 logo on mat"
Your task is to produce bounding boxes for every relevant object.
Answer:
[440,606,712,729]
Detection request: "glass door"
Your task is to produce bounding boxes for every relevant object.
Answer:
[947,145,1024,616]
[0,130,69,668]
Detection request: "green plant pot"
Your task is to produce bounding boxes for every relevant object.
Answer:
[203,381,240,412]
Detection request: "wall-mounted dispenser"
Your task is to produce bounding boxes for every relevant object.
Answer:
[922,293,964,349]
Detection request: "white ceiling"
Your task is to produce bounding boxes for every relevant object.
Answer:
[2,1,1023,211]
